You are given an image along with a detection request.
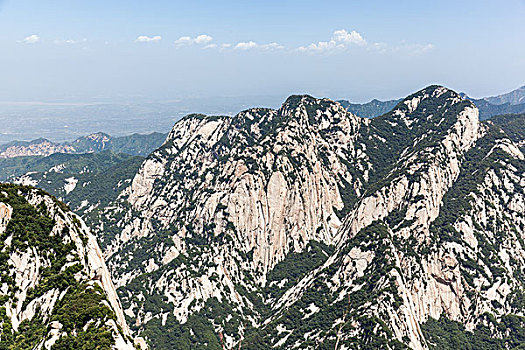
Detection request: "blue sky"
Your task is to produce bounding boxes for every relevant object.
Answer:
[0,0,524,103]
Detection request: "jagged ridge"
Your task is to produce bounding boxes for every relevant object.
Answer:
[11,86,525,350]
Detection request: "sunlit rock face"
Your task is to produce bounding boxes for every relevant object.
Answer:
[29,85,525,349]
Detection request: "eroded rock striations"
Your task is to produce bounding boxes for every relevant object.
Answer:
[12,86,525,349]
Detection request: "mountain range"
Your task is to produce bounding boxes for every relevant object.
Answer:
[339,85,525,120]
[484,85,525,105]
[5,85,525,349]
[0,132,167,159]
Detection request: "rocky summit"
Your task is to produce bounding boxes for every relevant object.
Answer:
[5,85,525,349]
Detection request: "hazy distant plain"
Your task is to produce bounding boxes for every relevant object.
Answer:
[0,96,284,143]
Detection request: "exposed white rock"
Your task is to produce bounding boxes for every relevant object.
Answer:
[0,140,75,158]
[63,176,78,194]
[14,174,39,186]
[0,187,136,349]
[48,86,525,349]
[0,202,12,234]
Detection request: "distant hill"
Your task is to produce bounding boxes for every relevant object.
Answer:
[460,94,525,120]
[0,150,140,181]
[6,151,145,231]
[337,98,401,118]
[484,85,525,105]
[0,131,167,158]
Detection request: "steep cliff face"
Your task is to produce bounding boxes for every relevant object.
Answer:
[0,184,136,349]
[86,95,376,347]
[12,86,525,349]
[118,97,365,274]
[247,89,525,350]
[343,86,481,240]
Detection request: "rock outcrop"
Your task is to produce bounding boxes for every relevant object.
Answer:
[252,88,525,349]
[11,86,525,350]
[0,139,75,158]
[0,184,136,349]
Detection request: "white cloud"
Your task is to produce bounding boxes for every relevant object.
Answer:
[180,40,284,52]
[218,43,233,51]
[233,41,285,51]
[174,36,192,45]
[332,29,366,46]
[23,34,40,44]
[294,29,433,56]
[297,41,342,53]
[175,34,213,46]
[234,41,258,50]
[135,35,162,43]
[163,29,432,57]
[296,29,366,53]
[194,34,213,44]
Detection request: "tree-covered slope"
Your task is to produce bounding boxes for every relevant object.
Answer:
[0,184,136,349]
[0,150,139,181]
[240,85,486,349]
[490,113,525,152]
[337,98,401,118]
[3,151,145,250]
[250,119,525,349]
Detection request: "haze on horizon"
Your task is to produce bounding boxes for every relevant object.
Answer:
[0,0,524,104]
